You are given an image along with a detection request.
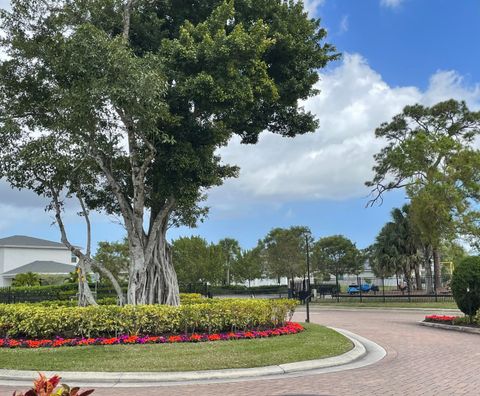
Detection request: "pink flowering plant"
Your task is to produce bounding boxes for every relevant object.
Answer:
[0,322,304,349]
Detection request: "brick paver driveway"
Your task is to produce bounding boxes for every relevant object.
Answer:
[2,308,479,396]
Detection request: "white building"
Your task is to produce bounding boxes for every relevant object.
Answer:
[0,235,77,286]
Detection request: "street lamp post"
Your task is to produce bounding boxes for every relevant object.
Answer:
[305,234,311,323]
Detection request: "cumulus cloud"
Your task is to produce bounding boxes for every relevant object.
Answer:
[380,0,404,9]
[1,53,480,228]
[208,54,480,207]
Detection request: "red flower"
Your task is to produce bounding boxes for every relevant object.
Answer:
[425,314,459,323]
[0,322,305,349]
[189,334,202,342]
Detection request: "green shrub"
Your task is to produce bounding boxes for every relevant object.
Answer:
[0,299,298,339]
[179,293,204,305]
[451,256,480,320]
[453,316,470,326]
[28,294,201,307]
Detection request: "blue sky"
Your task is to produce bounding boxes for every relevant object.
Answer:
[321,0,480,89]
[1,0,480,251]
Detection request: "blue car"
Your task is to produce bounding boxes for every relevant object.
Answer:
[347,284,371,294]
[347,284,360,294]
[360,284,371,292]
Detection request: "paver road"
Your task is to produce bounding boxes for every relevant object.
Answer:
[2,308,479,396]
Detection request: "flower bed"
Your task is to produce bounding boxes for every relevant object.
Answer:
[424,315,459,325]
[0,322,304,349]
[0,299,298,339]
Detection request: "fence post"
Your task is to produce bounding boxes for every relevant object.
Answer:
[358,275,363,303]
[382,277,385,303]
[335,274,340,303]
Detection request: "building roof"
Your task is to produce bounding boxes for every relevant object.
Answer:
[2,261,76,277]
[0,235,67,249]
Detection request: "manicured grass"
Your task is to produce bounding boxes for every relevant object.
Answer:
[0,323,351,372]
[311,301,458,309]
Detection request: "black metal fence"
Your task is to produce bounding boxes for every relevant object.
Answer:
[312,274,454,303]
[0,284,122,304]
[0,276,455,304]
[180,283,289,298]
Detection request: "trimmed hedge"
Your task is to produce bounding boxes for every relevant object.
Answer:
[33,293,204,307]
[0,299,298,339]
[451,256,480,318]
[0,283,123,303]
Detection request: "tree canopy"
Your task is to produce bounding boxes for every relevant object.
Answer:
[218,238,241,285]
[0,0,338,305]
[94,239,130,285]
[231,247,263,287]
[312,235,361,279]
[259,226,312,283]
[367,99,480,287]
[172,236,225,285]
[370,205,424,290]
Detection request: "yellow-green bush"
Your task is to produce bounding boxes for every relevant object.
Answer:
[0,299,298,339]
[33,293,203,308]
[179,293,204,305]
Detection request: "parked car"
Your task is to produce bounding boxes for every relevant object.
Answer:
[360,284,371,292]
[347,284,372,294]
[347,284,360,294]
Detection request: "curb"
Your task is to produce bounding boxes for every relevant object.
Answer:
[419,321,480,335]
[0,328,373,387]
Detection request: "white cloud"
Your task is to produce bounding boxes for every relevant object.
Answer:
[209,54,480,207]
[380,0,404,9]
[2,53,480,227]
[339,15,349,34]
[0,204,47,232]
[302,0,325,17]
[422,71,480,107]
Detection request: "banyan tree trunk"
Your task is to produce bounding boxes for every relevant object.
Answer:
[77,258,97,306]
[149,241,180,305]
[127,234,180,306]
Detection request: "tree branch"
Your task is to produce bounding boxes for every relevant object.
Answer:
[76,189,91,257]
[123,0,136,41]
[90,148,135,229]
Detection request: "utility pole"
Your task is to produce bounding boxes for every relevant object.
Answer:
[305,234,311,323]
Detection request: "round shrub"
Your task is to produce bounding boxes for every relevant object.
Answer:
[451,256,480,319]
[0,299,298,339]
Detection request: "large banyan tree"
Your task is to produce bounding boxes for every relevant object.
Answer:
[0,0,338,305]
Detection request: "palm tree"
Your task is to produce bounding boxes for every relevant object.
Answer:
[372,205,426,292]
[12,272,41,287]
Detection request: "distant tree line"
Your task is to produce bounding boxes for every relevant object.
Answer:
[170,227,364,287]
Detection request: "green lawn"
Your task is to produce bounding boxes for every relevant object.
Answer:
[0,323,351,372]
[311,301,458,309]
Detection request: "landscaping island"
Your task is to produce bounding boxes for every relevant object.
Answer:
[0,323,351,372]
[0,297,353,372]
